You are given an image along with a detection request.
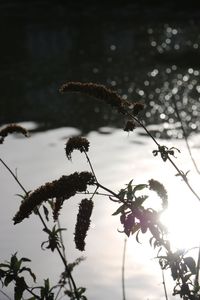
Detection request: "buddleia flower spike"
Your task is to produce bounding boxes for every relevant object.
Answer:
[59,81,132,114]
[74,198,94,251]
[148,179,168,209]
[13,172,95,224]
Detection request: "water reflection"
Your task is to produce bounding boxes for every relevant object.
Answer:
[0,2,200,139]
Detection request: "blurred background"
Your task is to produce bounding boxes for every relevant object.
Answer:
[1,0,200,137]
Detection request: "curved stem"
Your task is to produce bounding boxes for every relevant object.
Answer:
[126,114,200,202]
[172,96,200,175]
[126,112,160,146]
[167,156,200,202]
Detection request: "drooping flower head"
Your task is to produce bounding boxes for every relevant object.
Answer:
[65,136,90,160]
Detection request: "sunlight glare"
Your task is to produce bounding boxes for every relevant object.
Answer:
[160,188,200,250]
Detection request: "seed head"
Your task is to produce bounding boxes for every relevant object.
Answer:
[0,124,29,144]
[65,136,90,160]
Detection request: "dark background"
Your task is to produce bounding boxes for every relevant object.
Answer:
[1,0,200,137]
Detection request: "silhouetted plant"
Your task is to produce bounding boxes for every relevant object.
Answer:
[0,81,200,300]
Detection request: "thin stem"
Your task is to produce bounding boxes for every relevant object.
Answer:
[97,182,120,200]
[0,158,80,300]
[126,112,160,147]
[0,289,12,300]
[122,238,127,300]
[56,218,73,299]
[172,96,200,175]
[0,158,27,194]
[84,151,98,183]
[167,156,200,202]
[77,191,114,197]
[26,287,41,300]
[84,151,120,203]
[194,244,200,295]
[162,269,169,300]
[126,114,200,202]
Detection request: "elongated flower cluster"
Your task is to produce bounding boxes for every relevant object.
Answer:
[74,198,93,251]
[59,81,132,114]
[65,136,90,160]
[0,124,29,144]
[13,172,95,224]
[148,179,168,209]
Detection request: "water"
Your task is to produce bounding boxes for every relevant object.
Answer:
[1,2,200,299]
[1,124,200,299]
[1,1,200,137]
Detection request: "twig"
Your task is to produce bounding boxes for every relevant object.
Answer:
[162,269,168,300]
[172,96,200,175]
[126,113,200,202]
[0,289,12,300]
[122,238,127,300]
[194,244,200,295]
[84,150,98,183]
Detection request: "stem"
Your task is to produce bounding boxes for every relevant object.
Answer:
[84,151,98,183]
[122,238,127,300]
[172,96,200,175]
[0,158,27,194]
[0,158,80,300]
[0,289,12,300]
[26,287,41,300]
[126,114,200,202]
[162,269,169,300]
[126,112,160,146]
[167,156,200,202]
[194,244,200,295]
[97,182,120,201]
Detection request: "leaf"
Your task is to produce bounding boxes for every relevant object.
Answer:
[183,257,197,274]
[133,184,148,194]
[134,195,148,207]
[4,274,14,286]
[43,205,49,222]
[131,223,140,235]
[112,204,126,216]
[149,236,154,247]
[20,257,31,263]
[0,263,9,268]
[19,267,36,282]
[78,287,86,295]
[136,229,141,244]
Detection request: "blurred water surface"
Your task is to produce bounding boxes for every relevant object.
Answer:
[1,1,200,138]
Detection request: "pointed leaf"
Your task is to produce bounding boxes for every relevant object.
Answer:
[19,267,36,282]
[133,184,148,194]
[112,204,126,216]
[43,205,49,222]
[136,229,141,244]
[183,257,197,274]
